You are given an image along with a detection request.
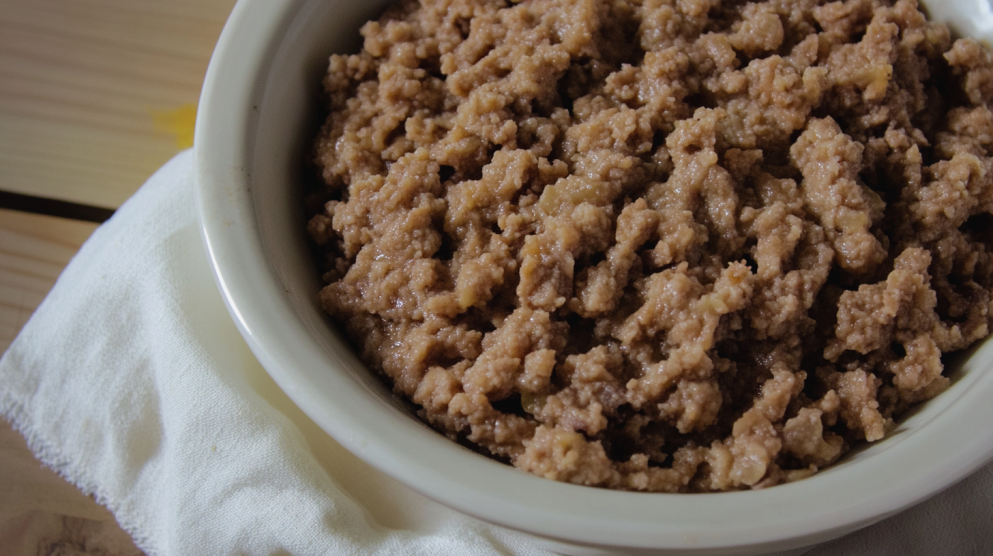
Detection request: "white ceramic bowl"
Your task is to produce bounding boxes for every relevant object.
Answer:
[194,1,993,554]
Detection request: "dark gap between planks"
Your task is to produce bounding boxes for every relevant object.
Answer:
[0,190,115,223]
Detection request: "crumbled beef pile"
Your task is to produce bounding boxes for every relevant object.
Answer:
[307,0,993,491]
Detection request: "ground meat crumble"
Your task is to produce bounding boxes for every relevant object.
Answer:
[306,0,993,492]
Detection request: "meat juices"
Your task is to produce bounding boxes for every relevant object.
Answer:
[307,0,993,491]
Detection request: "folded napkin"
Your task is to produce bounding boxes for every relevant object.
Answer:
[0,150,990,556]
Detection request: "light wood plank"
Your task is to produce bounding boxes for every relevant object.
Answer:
[0,0,236,209]
[0,208,98,354]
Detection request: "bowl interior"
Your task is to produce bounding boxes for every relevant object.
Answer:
[196,0,993,553]
[250,0,412,418]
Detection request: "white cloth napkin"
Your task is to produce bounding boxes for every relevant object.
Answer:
[0,150,991,556]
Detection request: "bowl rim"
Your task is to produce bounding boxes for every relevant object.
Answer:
[194,0,993,551]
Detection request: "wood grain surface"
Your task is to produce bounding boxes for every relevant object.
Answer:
[0,208,98,354]
[0,0,235,209]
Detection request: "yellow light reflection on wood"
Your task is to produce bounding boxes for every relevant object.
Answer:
[151,103,198,149]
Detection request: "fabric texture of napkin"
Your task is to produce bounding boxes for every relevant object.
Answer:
[0,150,991,556]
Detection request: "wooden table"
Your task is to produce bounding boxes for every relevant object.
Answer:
[0,0,236,552]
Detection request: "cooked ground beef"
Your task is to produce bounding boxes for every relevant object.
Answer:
[307,0,993,491]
